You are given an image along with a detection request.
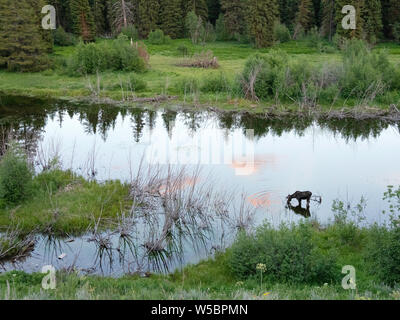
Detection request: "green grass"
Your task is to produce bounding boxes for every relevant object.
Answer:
[1,39,400,113]
[0,170,131,236]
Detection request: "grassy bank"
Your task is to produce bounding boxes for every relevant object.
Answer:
[0,168,131,236]
[1,39,400,115]
[1,217,400,300]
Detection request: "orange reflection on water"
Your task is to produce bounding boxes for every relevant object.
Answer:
[158,177,198,196]
[247,191,280,209]
[230,154,280,176]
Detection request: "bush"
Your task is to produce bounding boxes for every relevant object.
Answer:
[229,222,338,284]
[0,146,34,207]
[148,29,171,45]
[128,74,147,91]
[120,25,139,40]
[68,37,146,75]
[201,73,231,93]
[178,77,200,95]
[52,27,78,46]
[274,22,291,43]
[340,40,395,98]
[239,51,287,100]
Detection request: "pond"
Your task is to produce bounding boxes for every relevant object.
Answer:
[1,95,400,276]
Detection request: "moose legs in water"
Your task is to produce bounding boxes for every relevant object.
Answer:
[287,191,312,208]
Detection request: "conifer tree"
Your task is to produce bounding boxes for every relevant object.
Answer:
[335,0,363,39]
[362,0,382,43]
[294,0,314,37]
[247,0,279,48]
[0,0,49,71]
[90,0,108,35]
[381,0,400,39]
[137,0,160,38]
[220,0,249,38]
[277,0,300,31]
[70,0,96,41]
[321,0,336,40]
[160,0,184,38]
[207,0,221,24]
[182,0,209,23]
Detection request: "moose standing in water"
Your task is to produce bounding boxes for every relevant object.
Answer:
[287,191,313,208]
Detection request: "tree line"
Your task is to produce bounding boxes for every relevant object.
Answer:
[1,0,399,71]
[49,0,399,44]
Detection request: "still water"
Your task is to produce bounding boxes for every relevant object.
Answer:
[1,95,400,275]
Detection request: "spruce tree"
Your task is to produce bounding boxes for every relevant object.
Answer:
[321,0,336,40]
[182,0,209,23]
[137,0,160,38]
[247,0,279,48]
[0,0,49,71]
[335,0,363,39]
[220,0,249,38]
[70,0,96,41]
[277,0,300,31]
[90,0,108,35]
[381,0,400,39]
[160,0,184,38]
[207,0,221,25]
[362,0,382,43]
[294,0,314,37]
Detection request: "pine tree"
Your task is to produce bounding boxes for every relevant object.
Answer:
[220,0,249,38]
[160,0,184,38]
[247,0,279,48]
[294,0,314,37]
[381,0,400,39]
[321,0,336,40]
[0,0,49,71]
[137,0,160,38]
[183,0,209,23]
[277,0,300,31]
[90,0,108,35]
[70,0,96,41]
[335,0,363,39]
[50,0,73,32]
[362,0,382,43]
[207,0,221,24]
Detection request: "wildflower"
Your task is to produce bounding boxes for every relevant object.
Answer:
[256,263,267,273]
[263,292,271,296]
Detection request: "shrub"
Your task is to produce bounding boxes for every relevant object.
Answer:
[120,25,139,40]
[229,222,338,284]
[274,22,291,43]
[201,73,231,93]
[0,145,34,207]
[128,74,147,92]
[178,77,200,95]
[340,40,395,98]
[239,51,287,100]
[148,29,170,45]
[52,27,78,46]
[68,37,146,75]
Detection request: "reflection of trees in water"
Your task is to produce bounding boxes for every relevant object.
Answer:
[162,110,177,138]
[130,109,146,143]
[316,118,392,142]
[1,94,398,150]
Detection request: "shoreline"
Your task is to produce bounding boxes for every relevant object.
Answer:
[2,90,400,122]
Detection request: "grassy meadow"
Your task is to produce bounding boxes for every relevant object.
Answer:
[1,39,400,113]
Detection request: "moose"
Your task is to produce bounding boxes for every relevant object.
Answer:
[287,191,313,208]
